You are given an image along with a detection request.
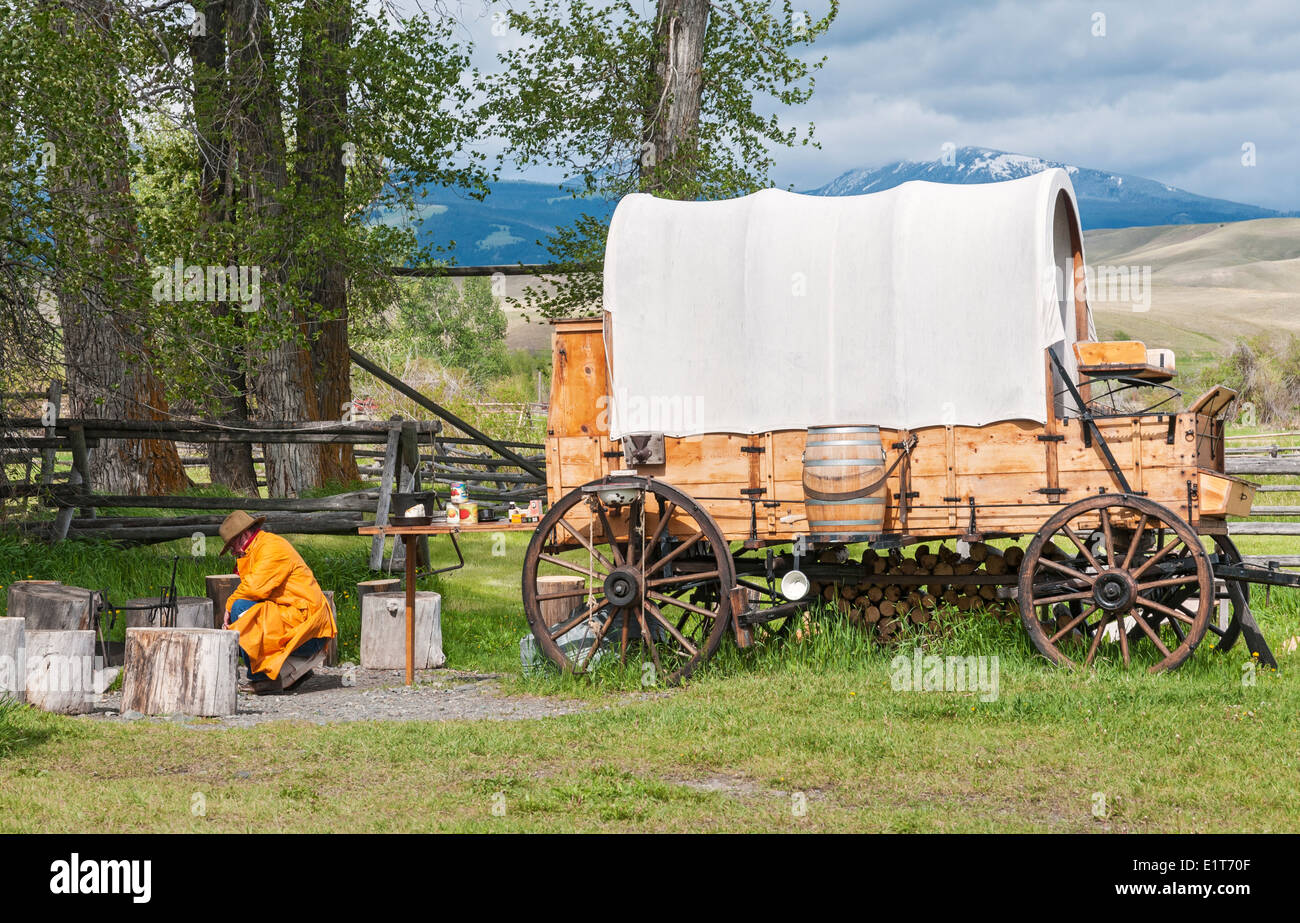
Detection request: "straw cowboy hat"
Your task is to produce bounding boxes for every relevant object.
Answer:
[219,510,267,555]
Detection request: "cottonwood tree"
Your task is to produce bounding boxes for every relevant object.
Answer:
[3,0,191,494]
[484,0,838,316]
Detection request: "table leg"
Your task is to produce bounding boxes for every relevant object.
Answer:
[405,534,416,685]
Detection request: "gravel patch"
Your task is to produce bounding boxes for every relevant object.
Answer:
[81,666,589,728]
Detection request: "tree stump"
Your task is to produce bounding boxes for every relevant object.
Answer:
[124,596,213,630]
[121,628,238,717]
[205,574,241,628]
[536,575,586,628]
[361,592,444,670]
[24,630,96,714]
[0,618,26,703]
[6,582,95,630]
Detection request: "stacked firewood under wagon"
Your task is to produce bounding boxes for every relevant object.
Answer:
[812,542,1026,641]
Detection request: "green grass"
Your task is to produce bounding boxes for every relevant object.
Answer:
[1,529,1298,832]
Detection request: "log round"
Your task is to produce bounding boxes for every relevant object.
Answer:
[24,630,97,714]
[124,596,213,630]
[204,574,241,628]
[356,578,401,603]
[361,592,443,670]
[535,575,586,628]
[121,628,238,717]
[0,617,26,703]
[6,582,95,630]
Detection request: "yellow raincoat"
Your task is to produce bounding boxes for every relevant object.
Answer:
[225,531,336,680]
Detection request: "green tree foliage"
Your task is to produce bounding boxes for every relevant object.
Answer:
[394,277,509,383]
[483,0,839,317]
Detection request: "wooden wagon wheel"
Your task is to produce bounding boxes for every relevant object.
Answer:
[1132,534,1248,653]
[1017,494,1213,673]
[521,478,736,684]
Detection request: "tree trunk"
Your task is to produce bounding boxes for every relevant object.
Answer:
[296,0,357,485]
[191,0,260,495]
[228,0,320,496]
[641,0,710,195]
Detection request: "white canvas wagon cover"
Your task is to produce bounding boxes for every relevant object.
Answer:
[603,168,1094,438]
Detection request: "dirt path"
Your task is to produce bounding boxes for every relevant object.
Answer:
[82,666,588,728]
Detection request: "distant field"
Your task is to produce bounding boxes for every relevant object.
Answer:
[1085,217,1300,380]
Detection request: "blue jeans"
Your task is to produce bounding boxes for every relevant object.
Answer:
[229,600,327,683]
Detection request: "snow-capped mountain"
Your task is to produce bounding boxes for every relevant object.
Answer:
[806,147,1287,229]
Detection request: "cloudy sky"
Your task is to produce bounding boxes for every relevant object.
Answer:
[431,0,1298,210]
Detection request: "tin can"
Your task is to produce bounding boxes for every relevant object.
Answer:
[449,482,469,504]
[527,499,542,521]
[459,501,478,524]
[445,502,458,522]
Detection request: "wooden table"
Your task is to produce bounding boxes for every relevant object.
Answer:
[357,520,537,684]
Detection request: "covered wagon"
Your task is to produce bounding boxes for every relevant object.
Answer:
[522,169,1278,681]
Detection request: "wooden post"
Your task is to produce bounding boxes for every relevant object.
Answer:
[405,535,415,683]
[322,590,338,666]
[123,596,213,630]
[53,424,89,542]
[369,423,402,571]
[360,588,443,672]
[37,380,60,487]
[6,582,94,630]
[0,618,25,703]
[121,628,238,717]
[729,586,754,649]
[25,630,96,714]
[205,574,242,628]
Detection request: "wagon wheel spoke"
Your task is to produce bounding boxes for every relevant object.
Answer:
[578,607,618,671]
[1136,595,1195,624]
[1129,609,1172,658]
[1083,610,1111,667]
[1116,607,1131,666]
[1035,556,1095,584]
[1048,603,1100,645]
[644,529,705,573]
[592,501,626,567]
[1100,512,1116,567]
[1061,523,1104,573]
[642,598,699,658]
[645,500,677,553]
[537,553,607,582]
[647,590,720,620]
[1131,537,1185,580]
[625,498,645,566]
[646,568,722,589]
[555,517,616,572]
[1031,588,1095,607]
[548,594,606,641]
[1136,574,1202,592]
[1120,514,1149,571]
[634,604,662,674]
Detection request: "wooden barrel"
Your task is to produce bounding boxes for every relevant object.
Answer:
[802,425,886,537]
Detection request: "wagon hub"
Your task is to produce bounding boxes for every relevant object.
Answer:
[1092,571,1135,613]
[603,567,642,607]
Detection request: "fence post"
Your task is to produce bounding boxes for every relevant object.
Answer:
[38,380,60,487]
[369,422,402,571]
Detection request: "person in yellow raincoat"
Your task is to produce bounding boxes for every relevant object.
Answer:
[217,510,336,687]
